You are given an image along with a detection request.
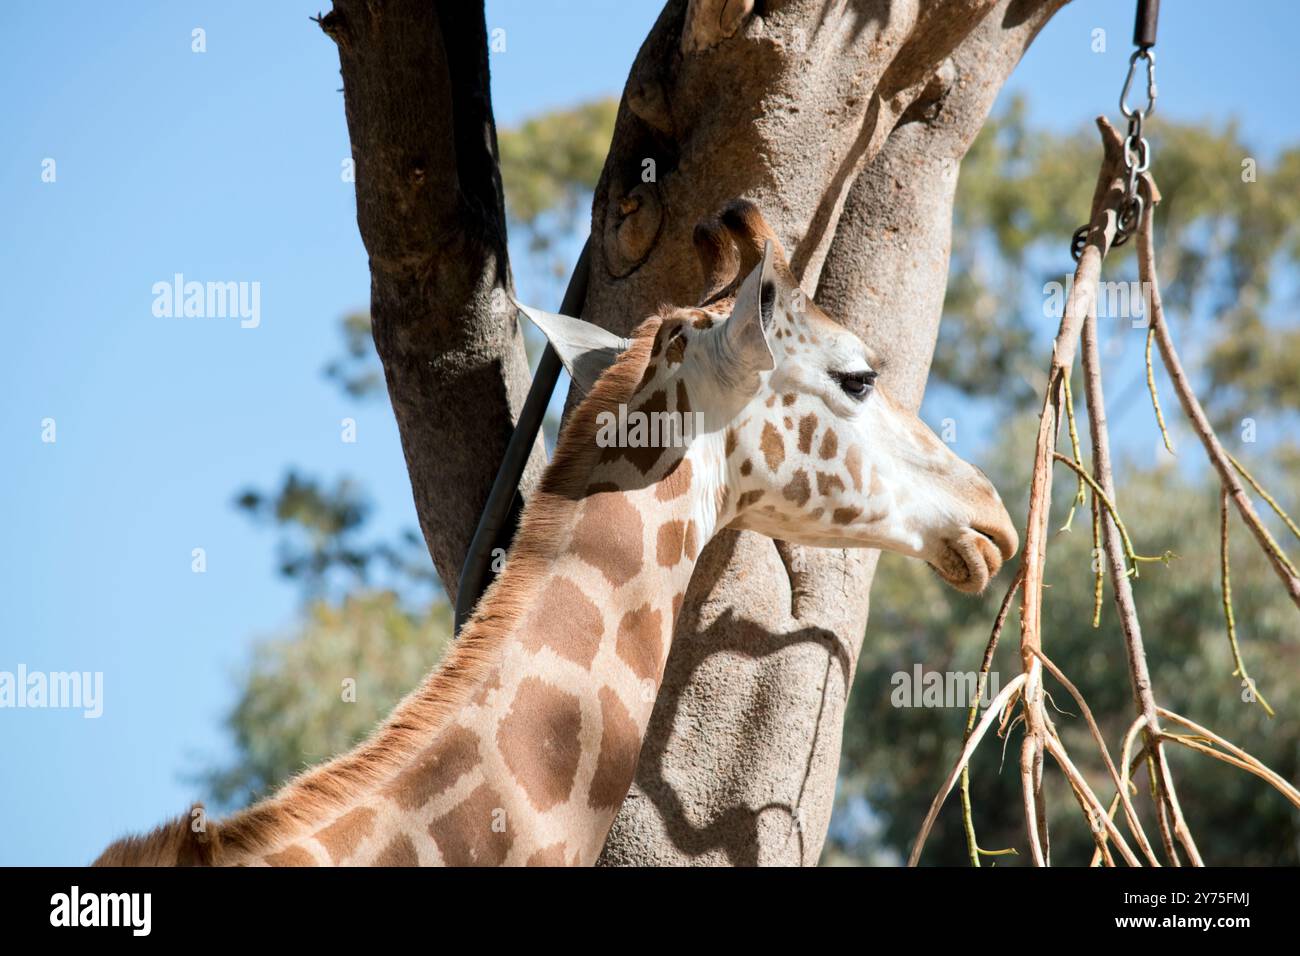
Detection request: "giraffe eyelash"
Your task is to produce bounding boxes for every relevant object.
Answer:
[833,369,878,399]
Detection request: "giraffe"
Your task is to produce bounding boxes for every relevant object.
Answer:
[94,200,1017,867]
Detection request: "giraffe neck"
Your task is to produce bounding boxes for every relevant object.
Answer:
[442,451,715,865]
[250,443,718,867]
[199,315,732,867]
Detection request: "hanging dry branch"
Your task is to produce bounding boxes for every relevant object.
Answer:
[1010,117,1132,867]
[1080,302,1203,866]
[911,115,1300,866]
[1137,195,1300,610]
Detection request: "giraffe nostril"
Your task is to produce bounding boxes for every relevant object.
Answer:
[975,521,1018,562]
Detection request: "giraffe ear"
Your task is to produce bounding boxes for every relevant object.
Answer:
[510,296,632,394]
[719,239,777,383]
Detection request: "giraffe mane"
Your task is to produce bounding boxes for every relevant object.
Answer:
[93,803,220,867]
[95,314,666,866]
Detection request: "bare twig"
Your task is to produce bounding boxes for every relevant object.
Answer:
[1051,453,1175,576]
[1080,304,1202,866]
[1090,740,1152,866]
[1043,723,1141,866]
[1158,708,1300,809]
[1034,649,1159,865]
[1220,489,1274,717]
[1160,734,1297,799]
[909,673,1028,866]
[1137,180,1300,610]
[961,568,1024,866]
[1059,373,1089,534]
[1227,453,1300,558]
[1144,325,1174,454]
[1091,492,1104,627]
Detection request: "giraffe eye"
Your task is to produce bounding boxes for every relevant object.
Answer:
[835,369,877,399]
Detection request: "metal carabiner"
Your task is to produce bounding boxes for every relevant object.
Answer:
[1119,48,1157,119]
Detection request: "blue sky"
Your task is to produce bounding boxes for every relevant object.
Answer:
[1,1,1297,866]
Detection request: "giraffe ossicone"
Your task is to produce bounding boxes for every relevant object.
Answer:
[95,200,1018,867]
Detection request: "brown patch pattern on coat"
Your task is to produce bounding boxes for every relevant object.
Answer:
[655,457,692,501]
[571,492,644,587]
[783,470,811,507]
[833,507,861,525]
[616,604,664,683]
[520,576,605,669]
[587,687,642,810]
[496,678,583,812]
[599,389,670,475]
[797,414,817,454]
[374,833,419,866]
[382,723,481,811]
[817,472,845,497]
[468,668,501,707]
[265,844,316,867]
[845,444,863,492]
[760,422,785,472]
[527,843,569,866]
[665,328,687,365]
[314,807,376,864]
[428,782,513,866]
[657,520,686,567]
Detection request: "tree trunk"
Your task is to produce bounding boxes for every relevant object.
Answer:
[594,0,1066,866]
[321,0,545,594]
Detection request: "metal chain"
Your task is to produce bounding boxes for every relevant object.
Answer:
[1071,6,1160,262]
[1113,48,1156,248]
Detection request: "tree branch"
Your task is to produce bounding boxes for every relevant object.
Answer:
[326,0,545,594]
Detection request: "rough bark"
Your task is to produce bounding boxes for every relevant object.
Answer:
[596,0,1067,866]
[322,0,544,594]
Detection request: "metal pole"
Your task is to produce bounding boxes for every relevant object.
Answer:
[453,238,592,633]
[1133,0,1158,49]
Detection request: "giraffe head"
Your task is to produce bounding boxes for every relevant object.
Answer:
[521,200,1018,594]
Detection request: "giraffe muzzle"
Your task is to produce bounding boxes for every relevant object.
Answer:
[933,512,1019,595]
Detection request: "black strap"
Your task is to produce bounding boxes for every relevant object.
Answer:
[453,239,592,634]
